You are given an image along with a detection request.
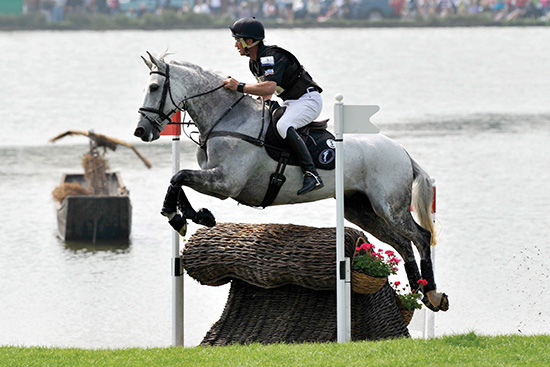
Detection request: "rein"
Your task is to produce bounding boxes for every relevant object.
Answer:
[138,62,269,149]
[137,63,226,134]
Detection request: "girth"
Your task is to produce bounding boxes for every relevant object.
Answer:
[203,104,335,208]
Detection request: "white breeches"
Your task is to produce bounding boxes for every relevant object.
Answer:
[277,90,322,139]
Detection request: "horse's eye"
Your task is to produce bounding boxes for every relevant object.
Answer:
[150,83,159,92]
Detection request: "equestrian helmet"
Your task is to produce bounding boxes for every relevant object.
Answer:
[230,17,265,41]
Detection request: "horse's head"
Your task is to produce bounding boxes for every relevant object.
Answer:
[134,53,250,143]
[134,52,175,142]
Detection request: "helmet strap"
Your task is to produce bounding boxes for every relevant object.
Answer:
[239,38,260,56]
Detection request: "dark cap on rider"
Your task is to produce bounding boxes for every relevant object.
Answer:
[230,17,265,41]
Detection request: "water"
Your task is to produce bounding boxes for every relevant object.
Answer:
[1,27,549,348]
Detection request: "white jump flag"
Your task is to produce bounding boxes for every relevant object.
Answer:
[334,94,379,343]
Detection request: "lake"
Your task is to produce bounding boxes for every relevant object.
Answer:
[0,26,549,348]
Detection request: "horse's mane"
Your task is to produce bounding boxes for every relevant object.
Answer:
[170,59,224,84]
[153,51,225,84]
[154,52,256,109]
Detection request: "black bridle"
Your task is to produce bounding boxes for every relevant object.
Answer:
[138,63,225,134]
[138,63,269,149]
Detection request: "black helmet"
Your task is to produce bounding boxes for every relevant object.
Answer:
[230,18,265,41]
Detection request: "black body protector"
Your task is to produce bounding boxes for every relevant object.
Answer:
[249,44,322,101]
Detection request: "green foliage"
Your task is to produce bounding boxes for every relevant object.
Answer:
[391,281,423,310]
[398,291,423,310]
[353,253,391,277]
[2,334,550,366]
[352,243,399,278]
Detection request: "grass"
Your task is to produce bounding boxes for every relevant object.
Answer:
[2,333,550,366]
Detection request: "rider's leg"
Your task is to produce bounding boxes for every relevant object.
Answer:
[277,91,322,138]
[284,127,324,195]
[277,90,323,195]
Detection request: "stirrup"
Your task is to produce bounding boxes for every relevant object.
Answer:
[297,171,324,196]
[305,171,323,186]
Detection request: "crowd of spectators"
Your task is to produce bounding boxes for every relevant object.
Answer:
[24,0,550,24]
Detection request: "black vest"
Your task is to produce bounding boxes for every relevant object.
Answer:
[250,45,322,101]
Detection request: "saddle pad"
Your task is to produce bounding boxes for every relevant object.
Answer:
[264,123,336,171]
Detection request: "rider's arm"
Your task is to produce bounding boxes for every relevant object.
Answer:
[223,78,276,99]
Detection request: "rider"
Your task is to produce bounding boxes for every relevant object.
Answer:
[223,17,324,196]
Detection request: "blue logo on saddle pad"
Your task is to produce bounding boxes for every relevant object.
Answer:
[319,149,335,165]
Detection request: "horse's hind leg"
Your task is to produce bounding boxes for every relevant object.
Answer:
[373,198,448,312]
[344,193,422,292]
[345,192,449,312]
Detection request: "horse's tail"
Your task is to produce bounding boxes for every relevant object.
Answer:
[410,157,437,247]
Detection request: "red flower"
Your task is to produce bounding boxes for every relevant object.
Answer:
[417,279,428,286]
[385,250,395,256]
[395,281,401,287]
[355,242,374,252]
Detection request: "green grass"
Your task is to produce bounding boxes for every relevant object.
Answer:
[2,333,550,366]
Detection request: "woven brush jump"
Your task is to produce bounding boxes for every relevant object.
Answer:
[201,280,410,345]
[183,222,362,290]
[183,223,411,345]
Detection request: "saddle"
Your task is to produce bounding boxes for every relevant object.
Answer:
[256,103,336,208]
[265,103,336,171]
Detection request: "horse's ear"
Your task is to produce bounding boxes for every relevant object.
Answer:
[141,55,153,70]
[147,51,163,70]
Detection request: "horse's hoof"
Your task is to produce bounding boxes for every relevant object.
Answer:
[168,214,188,237]
[194,208,216,227]
[422,295,439,312]
[438,293,449,311]
[424,291,449,312]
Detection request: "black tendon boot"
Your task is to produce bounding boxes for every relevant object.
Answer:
[284,127,324,195]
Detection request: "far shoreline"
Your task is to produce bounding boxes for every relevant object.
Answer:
[1,12,549,31]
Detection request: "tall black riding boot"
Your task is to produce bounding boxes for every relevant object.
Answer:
[284,127,324,195]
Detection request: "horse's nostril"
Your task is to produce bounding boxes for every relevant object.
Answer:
[134,127,144,138]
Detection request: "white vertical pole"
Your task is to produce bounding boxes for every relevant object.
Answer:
[171,133,184,346]
[335,94,351,343]
[422,178,436,339]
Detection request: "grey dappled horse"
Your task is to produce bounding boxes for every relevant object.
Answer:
[134,52,448,312]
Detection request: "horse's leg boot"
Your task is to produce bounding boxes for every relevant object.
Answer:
[161,184,180,217]
[284,127,324,195]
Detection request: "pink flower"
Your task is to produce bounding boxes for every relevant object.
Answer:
[355,242,374,252]
[417,279,428,286]
[389,257,401,264]
[385,250,395,256]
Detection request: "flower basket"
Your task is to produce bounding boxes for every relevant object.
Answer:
[394,290,420,326]
[351,270,387,294]
[351,237,389,294]
[400,309,415,326]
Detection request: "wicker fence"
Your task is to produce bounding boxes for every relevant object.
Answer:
[183,222,410,345]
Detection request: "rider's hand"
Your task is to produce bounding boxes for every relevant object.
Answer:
[223,77,238,91]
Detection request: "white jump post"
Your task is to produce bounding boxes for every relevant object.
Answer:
[161,111,184,346]
[424,180,436,339]
[334,94,380,343]
[410,179,437,339]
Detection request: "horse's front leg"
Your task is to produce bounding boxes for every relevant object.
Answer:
[160,178,219,238]
[161,166,238,236]
[160,183,216,236]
